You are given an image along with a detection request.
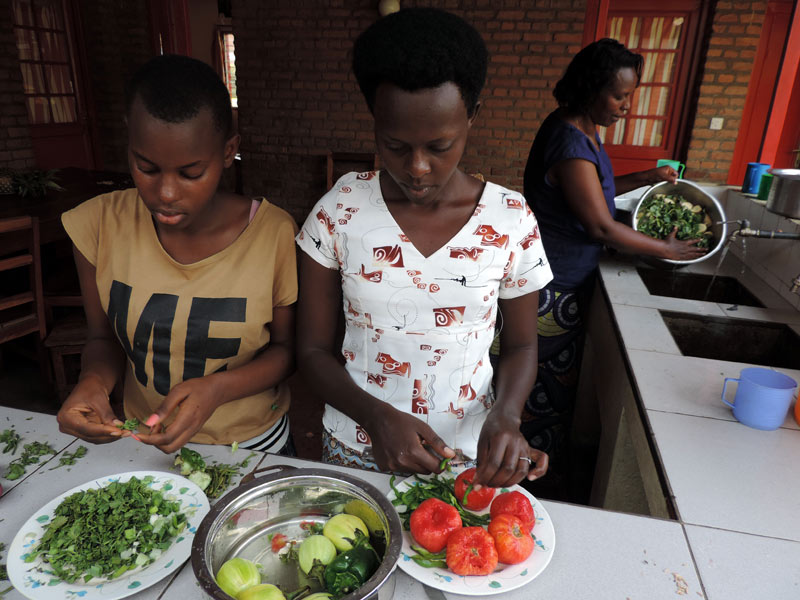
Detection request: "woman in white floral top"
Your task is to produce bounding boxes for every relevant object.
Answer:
[296,8,552,489]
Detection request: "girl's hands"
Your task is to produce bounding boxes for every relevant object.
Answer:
[474,411,549,489]
[136,376,224,454]
[662,226,708,261]
[57,376,127,443]
[367,404,455,474]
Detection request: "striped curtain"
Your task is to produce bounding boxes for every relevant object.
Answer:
[12,0,78,125]
[599,15,684,147]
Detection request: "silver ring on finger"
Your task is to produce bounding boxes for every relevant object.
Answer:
[518,455,532,465]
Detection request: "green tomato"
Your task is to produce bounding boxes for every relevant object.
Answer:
[236,583,286,600]
[215,557,261,598]
[323,514,369,552]
[297,535,337,574]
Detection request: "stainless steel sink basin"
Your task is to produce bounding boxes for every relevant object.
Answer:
[638,267,764,307]
[659,311,800,369]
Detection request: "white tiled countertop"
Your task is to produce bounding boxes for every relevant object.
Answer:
[597,251,800,598]
[0,407,706,600]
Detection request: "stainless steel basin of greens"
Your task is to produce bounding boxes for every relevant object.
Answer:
[638,267,764,307]
[659,311,800,369]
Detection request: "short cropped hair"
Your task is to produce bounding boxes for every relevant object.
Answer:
[126,54,233,137]
[553,38,643,113]
[352,8,488,117]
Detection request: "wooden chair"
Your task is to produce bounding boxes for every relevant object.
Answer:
[44,316,87,402]
[326,152,380,190]
[0,216,48,378]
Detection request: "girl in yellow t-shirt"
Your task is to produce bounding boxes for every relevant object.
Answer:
[57,55,297,454]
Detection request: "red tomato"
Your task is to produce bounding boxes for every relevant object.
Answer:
[453,468,495,511]
[410,498,462,553]
[488,514,534,564]
[446,527,499,576]
[270,533,288,552]
[490,491,535,533]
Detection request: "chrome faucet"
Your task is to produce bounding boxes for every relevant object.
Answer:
[735,219,800,241]
[729,220,800,295]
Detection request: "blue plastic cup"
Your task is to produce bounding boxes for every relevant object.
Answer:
[741,163,771,194]
[721,367,797,430]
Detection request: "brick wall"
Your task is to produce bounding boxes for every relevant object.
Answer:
[233,1,586,224]
[0,3,35,171]
[685,1,767,183]
[80,0,152,172]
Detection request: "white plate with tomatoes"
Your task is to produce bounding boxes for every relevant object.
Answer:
[387,470,555,596]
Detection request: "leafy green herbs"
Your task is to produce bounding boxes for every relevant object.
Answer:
[24,475,187,584]
[117,419,140,431]
[0,430,20,454]
[49,446,87,470]
[172,447,257,499]
[389,472,491,529]
[3,441,56,480]
[636,193,714,249]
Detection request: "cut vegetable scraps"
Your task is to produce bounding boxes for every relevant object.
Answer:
[3,441,56,480]
[172,447,258,499]
[24,475,187,584]
[49,446,87,470]
[0,430,20,455]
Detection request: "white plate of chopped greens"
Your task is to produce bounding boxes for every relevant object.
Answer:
[7,470,209,600]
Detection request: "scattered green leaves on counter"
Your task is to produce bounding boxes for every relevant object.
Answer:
[49,445,87,470]
[172,447,258,499]
[636,193,713,249]
[0,430,20,455]
[3,441,56,480]
[24,475,187,584]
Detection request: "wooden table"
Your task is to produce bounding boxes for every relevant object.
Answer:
[0,168,132,256]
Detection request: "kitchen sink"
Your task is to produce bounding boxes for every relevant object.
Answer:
[637,267,764,307]
[659,311,800,369]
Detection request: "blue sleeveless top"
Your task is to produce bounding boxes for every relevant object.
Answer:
[523,111,616,290]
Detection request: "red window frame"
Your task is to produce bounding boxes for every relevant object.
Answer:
[583,0,711,175]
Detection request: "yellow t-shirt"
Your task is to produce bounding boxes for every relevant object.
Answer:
[62,188,298,444]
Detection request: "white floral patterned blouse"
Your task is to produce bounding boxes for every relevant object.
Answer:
[297,171,553,461]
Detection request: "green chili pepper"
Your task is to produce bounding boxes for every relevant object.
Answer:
[323,532,379,599]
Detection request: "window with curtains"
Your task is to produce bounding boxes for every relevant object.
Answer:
[222,32,238,108]
[598,15,685,148]
[12,0,78,125]
[583,0,711,174]
[213,23,237,108]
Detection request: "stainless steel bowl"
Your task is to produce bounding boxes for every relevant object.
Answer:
[192,465,402,600]
[632,179,728,266]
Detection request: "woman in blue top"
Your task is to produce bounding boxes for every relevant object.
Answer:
[516,39,705,499]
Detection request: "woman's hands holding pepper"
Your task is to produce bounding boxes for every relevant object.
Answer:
[366,403,455,474]
[473,408,549,489]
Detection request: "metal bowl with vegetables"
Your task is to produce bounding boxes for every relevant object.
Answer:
[192,465,402,600]
[632,179,728,265]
